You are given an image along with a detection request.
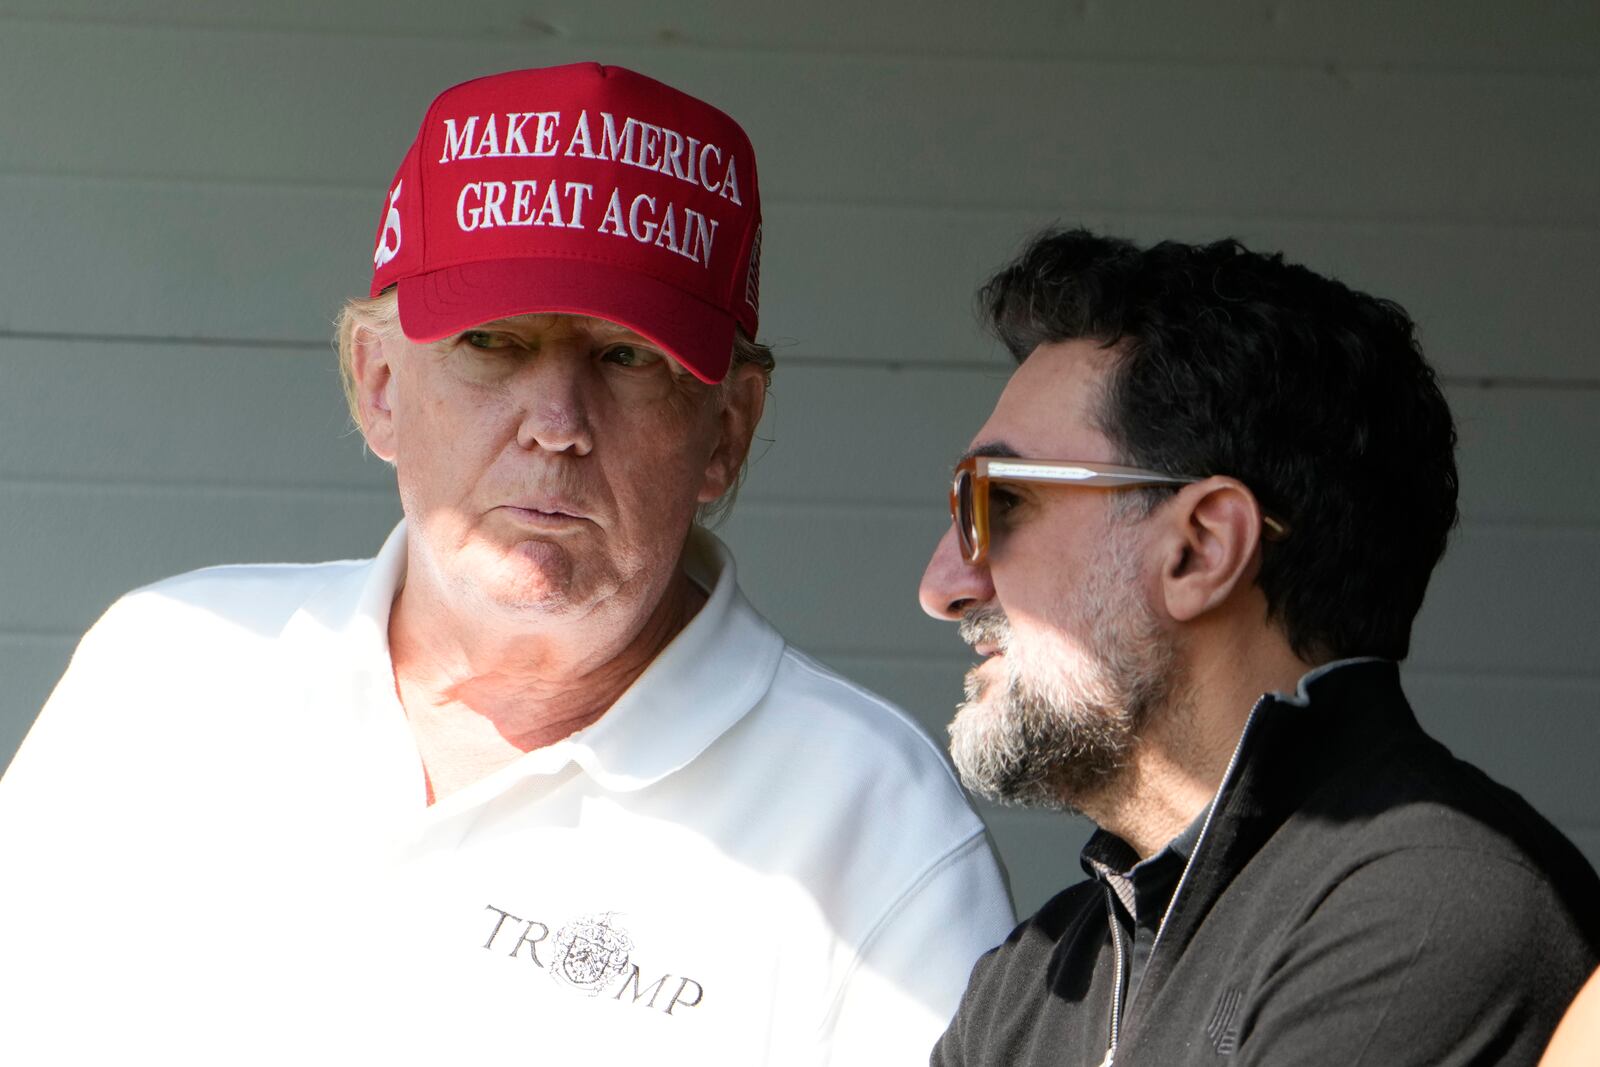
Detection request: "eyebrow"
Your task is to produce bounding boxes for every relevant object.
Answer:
[468,314,648,343]
[957,441,1021,465]
[469,313,558,331]
[588,320,649,342]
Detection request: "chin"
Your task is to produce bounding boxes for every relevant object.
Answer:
[459,550,584,615]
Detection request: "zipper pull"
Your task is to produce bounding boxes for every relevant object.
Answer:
[1097,1047,1116,1067]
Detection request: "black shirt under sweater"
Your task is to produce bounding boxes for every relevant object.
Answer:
[932,661,1600,1067]
[1081,816,1202,1012]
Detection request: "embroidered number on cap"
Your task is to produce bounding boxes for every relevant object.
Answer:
[374,181,403,268]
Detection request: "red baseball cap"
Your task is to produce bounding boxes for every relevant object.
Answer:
[368,63,762,384]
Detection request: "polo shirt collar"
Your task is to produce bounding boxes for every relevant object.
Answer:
[304,522,785,808]
[563,526,784,792]
[1082,812,1204,928]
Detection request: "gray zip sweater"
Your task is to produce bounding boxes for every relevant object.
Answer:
[933,661,1600,1066]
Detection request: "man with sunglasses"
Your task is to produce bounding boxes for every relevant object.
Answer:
[0,65,1013,1064]
[921,229,1600,1066]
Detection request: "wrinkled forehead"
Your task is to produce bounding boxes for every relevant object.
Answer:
[972,340,1119,458]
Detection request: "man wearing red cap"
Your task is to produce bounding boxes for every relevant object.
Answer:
[0,64,1013,1064]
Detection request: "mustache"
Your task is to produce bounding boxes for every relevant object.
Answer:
[958,606,1011,651]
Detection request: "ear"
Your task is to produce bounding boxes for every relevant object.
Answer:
[350,324,400,463]
[697,362,768,503]
[1155,477,1265,623]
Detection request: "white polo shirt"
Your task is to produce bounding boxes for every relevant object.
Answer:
[0,525,1014,1065]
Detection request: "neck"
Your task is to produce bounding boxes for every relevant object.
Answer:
[388,568,705,801]
[1082,628,1315,858]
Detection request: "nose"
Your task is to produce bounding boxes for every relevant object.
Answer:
[514,345,595,456]
[918,523,996,620]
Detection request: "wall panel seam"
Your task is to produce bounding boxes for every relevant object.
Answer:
[2,14,1597,78]
[4,170,1600,232]
[4,332,1599,390]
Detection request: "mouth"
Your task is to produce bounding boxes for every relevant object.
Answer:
[498,501,590,528]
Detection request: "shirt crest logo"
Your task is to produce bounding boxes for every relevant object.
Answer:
[550,912,634,996]
[480,902,703,1015]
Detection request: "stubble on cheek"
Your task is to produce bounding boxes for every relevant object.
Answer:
[945,538,1176,812]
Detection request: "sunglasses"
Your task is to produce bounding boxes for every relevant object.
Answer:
[949,455,1290,565]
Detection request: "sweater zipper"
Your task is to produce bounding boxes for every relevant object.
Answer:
[1100,887,1125,1067]
[1101,694,1269,1065]
[1150,695,1267,957]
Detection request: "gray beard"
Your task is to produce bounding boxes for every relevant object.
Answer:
[947,539,1180,813]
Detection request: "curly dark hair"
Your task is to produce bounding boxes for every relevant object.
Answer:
[980,228,1459,662]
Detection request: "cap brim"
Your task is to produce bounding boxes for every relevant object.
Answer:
[396,258,735,384]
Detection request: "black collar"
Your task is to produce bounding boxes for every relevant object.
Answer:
[1121,660,1420,1033]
